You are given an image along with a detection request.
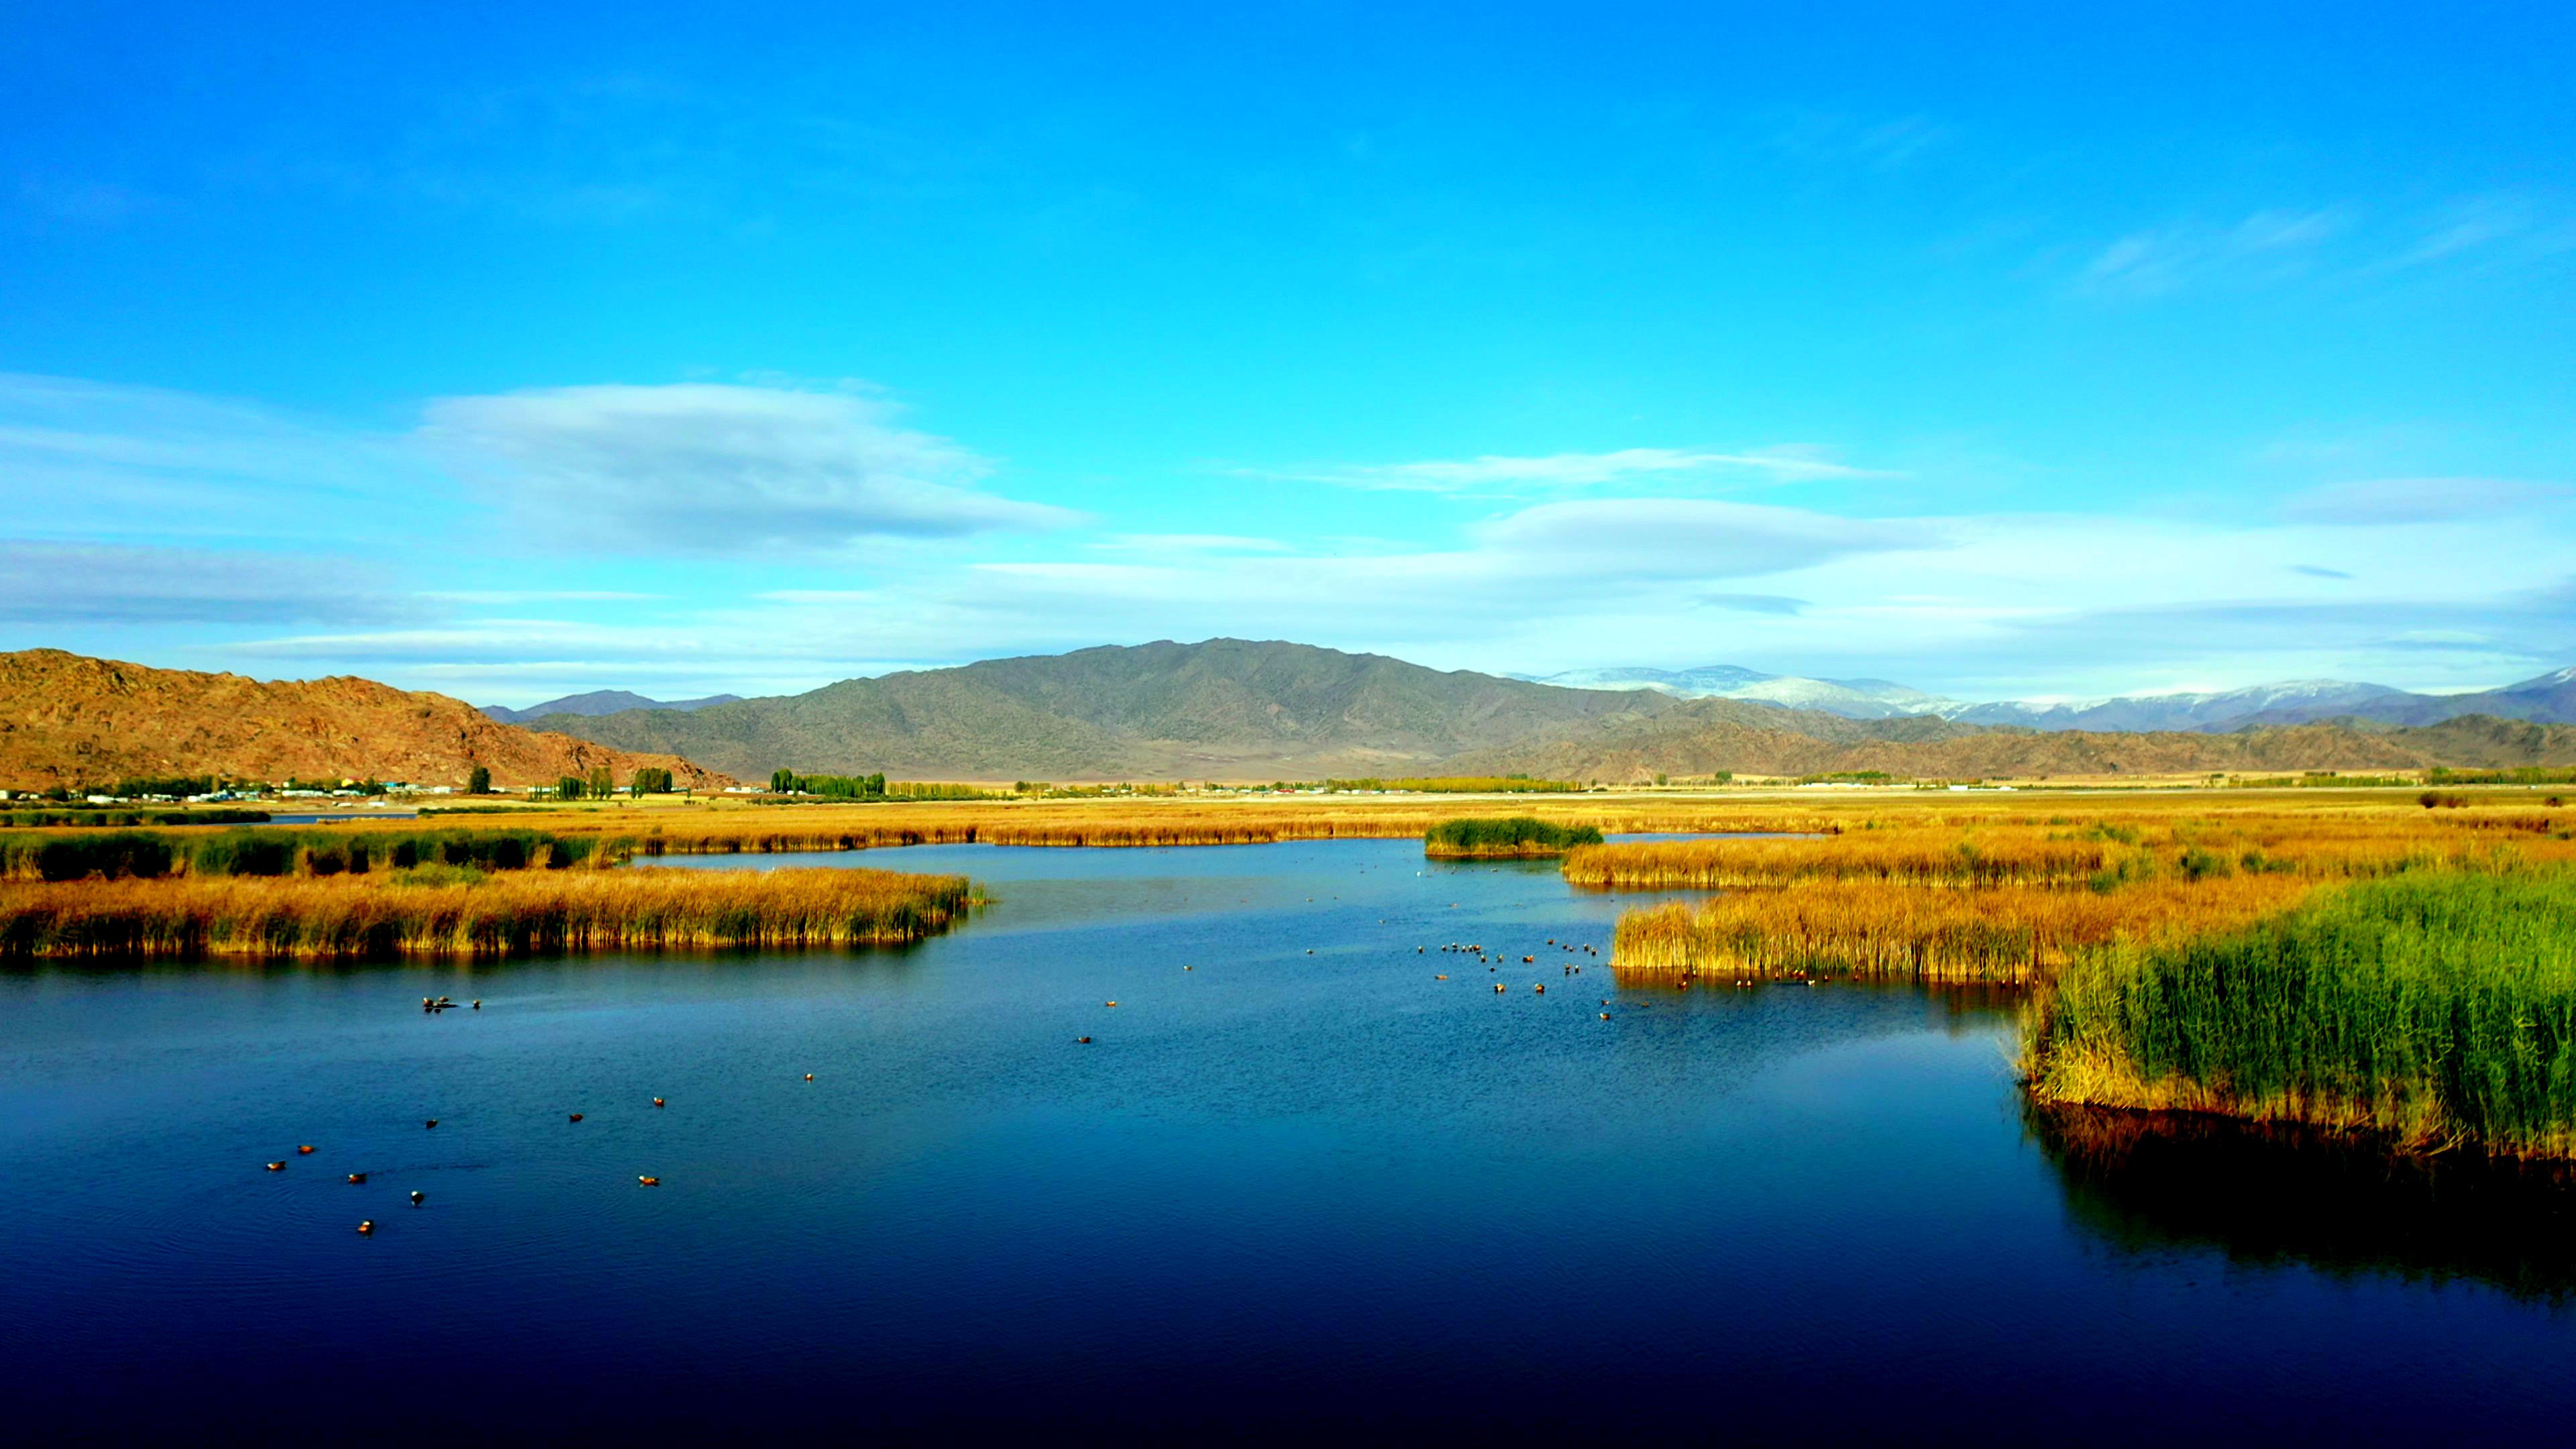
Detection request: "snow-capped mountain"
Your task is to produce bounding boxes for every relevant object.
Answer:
[1522,665,2576,731]
[1514,666,1969,719]
[1953,680,2416,733]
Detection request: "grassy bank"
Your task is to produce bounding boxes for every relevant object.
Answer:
[1612,875,2314,983]
[1423,816,1607,858]
[0,866,978,959]
[2023,871,2576,1157]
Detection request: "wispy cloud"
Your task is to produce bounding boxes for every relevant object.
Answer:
[0,541,401,625]
[2078,207,2349,297]
[420,382,1083,553]
[1258,445,1890,493]
[2279,477,2573,526]
[1764,111,1952,170]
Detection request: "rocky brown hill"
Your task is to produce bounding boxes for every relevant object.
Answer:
[0,649,733,792]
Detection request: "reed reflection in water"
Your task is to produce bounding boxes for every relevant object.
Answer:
[2029,1102,2576,1303]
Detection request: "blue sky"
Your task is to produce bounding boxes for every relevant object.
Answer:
[3,2,2572,707]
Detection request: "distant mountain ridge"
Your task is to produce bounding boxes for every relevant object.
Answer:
[1521,663,2576,732]
[483,689,742,723]
[527,639,1676,782]
[526,639,2576,781]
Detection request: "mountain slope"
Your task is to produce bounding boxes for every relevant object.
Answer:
[483,689,741,723]
[535,639,1677,780]
[0,649,733,791]
[1445,694,2576,780]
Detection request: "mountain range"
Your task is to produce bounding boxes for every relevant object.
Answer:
[9,641,2573,792]
[1515,664,2576,732]
[517,639,2576,782]
[482,690,741,724]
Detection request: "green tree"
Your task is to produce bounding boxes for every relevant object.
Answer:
[555,775,586,801]
[770,768,800,794]
[588,764,615,799]
[633,767,674,795]
[466,765,492,795]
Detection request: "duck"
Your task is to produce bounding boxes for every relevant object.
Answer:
[347,1173,366,1184]
[804,1073,814,1082]
[637,1176,660,1187]
[569,1113,584,1122]
[1435,974,1448,980]
[1076,1036,1093,1044]
[471,1000,481,1009]
[409,1191,424,1206]
[425,1119,439,1129]
[1493,983,1506,994]
[1600,1012,1611,1020]
[652,1097,665,1108]
[297,1144,315,1155]
[265,1161,286,1172]
[358,1220,375,1235]
[1104,1001,1118,1008]
[1534,983,1545,994]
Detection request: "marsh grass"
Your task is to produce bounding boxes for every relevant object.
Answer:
[1423,817,1607,858]
[1611,875,2314,984]
[0,827,623,882]
[2023,871,2576,1157]
[0,867,977,959]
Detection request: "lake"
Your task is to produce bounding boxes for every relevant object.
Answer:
[3,837,2573,1440]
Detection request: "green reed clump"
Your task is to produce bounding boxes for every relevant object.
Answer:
[1423,816,1607,857]
[2026,869,2576,1157]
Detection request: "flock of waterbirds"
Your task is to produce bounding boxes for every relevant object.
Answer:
[277,906,1754,1224]
[261,994,823,1236]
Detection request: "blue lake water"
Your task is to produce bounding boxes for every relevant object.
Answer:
[3,837,2573,1440]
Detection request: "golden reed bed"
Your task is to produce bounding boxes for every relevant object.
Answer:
[1589,802,2574,984]
[1611,875,2317,984]
[0,866,979,959]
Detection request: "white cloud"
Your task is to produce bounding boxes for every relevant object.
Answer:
[2078,207,2349,297]
[1267,445,1889,492]
[2279,477,2573,526]
[419,383,1083,552]
[0,541,399,625]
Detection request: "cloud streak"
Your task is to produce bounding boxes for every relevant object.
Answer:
[1262,445,1890,493]
[420,383,1083,553]
[0,541,402,625]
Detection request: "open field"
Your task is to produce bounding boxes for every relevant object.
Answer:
[0,866,977,959]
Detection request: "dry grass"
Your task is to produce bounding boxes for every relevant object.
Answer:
[1567,810,2576,891]
[1611,875,2316,984]
[0,866,978,959]
[1591,799,2576,985]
